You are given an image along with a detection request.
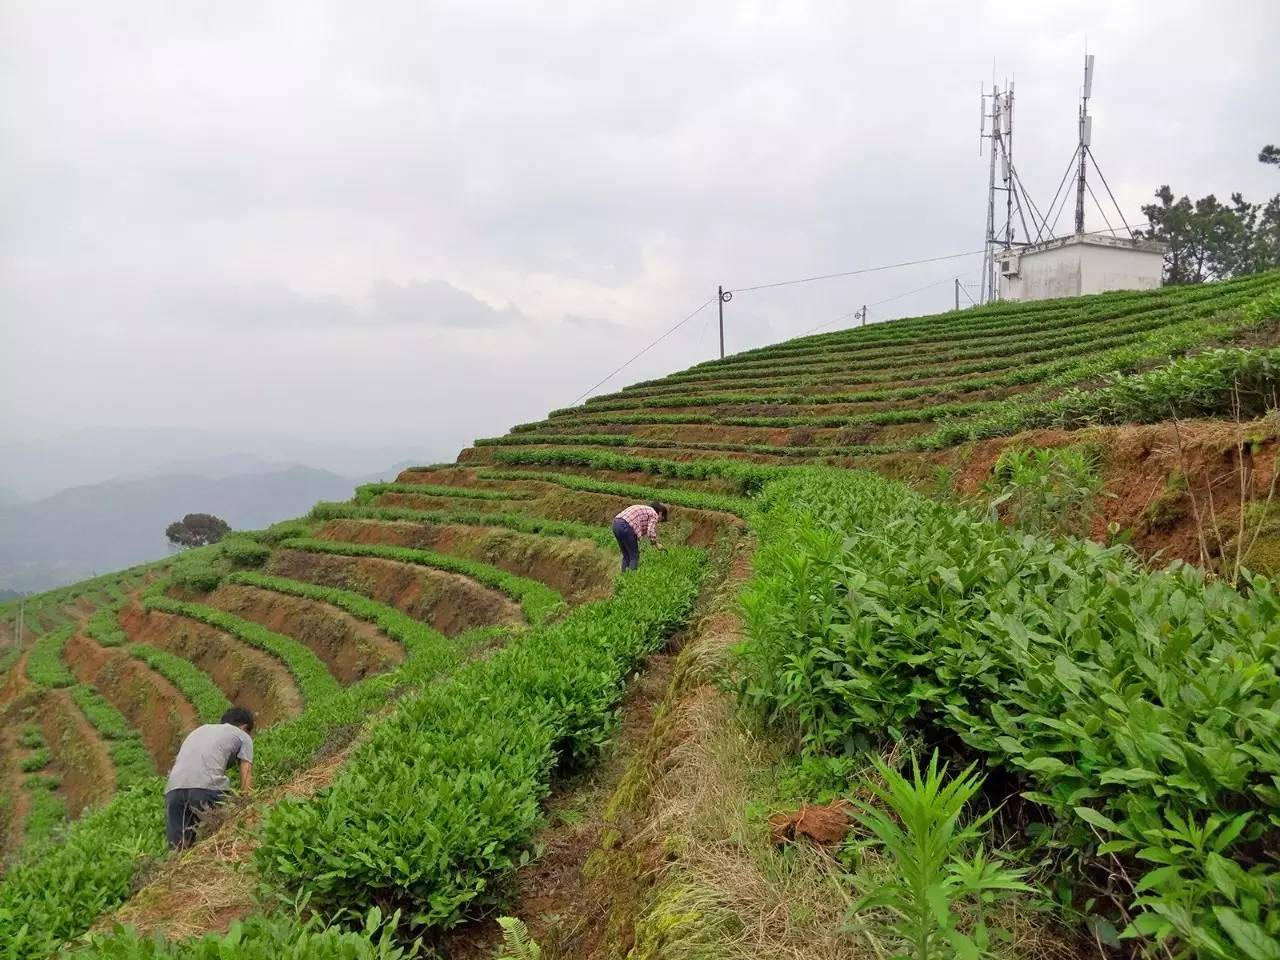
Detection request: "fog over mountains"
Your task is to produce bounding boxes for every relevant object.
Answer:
[0,427,439,593]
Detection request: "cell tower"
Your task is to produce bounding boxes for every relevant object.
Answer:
[1074,55,1094,234]
[978,82,1041,304]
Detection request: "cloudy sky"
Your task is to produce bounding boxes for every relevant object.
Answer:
[2,1,1277,460]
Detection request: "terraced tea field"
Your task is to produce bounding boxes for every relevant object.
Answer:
[3,273,1280,959]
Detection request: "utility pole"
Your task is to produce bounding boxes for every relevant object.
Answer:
[15,601,23,647]
[717,286,732,359]
[955,278,961,310]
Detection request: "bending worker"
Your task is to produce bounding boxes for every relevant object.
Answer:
[164,705,255,849]
[612,501,668,571]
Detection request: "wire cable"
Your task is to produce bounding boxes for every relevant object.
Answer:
[730,248,986,294]
[568,297,714,405]
[1086,146,1135,236]
[1086,179,1118,237]
[801,269,980,336]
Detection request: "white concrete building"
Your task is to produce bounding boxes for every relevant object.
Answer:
[998,233,1167,302]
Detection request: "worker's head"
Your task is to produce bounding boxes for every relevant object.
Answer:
[221,706,255,733]
[650,501,669,521]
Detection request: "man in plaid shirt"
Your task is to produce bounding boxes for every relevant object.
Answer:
[612,501,668,571]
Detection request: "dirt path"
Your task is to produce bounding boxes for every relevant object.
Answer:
[41,687,116,818]
[442,536,753,959]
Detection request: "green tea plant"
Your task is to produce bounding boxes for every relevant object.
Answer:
[475,468,753,516]
[309,502,616,546]
[127,644,230,723]
[220,536,271,568]
[25,626,76,688]
[984,446,1105,538]
[86,603,129,647]
[254,548,704,936]
[19,747,53,773]
[738,468,1280,957]
[846,752,1031,960]
[143,592,340,703]
[354,481,531,504]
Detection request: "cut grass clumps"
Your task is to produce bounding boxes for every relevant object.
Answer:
[19,747,53,773]
[278,537,565,625]
[128,644,230,724]
[254,547,705,937]
[143,593,340,704]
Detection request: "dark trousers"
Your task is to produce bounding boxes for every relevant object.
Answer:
[165,787,223,849]
[612,518,640,572]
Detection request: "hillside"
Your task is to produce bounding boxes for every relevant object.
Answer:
[0,466,373,594]
[2,275,1280,959]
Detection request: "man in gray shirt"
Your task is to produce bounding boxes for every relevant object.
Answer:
[164,706,255,849]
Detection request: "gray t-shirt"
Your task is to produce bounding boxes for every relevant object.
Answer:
[165,723,253,793]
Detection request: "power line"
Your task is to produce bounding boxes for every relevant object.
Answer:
[731,248,987,294]
[801,270,980,337]
[568,297,714,405]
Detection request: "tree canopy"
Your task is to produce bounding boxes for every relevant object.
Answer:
[165,513,231,549]
[1142,144,1280,284]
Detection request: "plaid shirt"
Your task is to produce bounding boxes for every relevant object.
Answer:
[617,504,660,544]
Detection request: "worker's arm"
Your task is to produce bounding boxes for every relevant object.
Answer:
[238,760,253,794]
[649,517,662,549]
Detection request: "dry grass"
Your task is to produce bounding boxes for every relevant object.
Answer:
[101,738,357,939]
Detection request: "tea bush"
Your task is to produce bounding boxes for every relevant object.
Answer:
[738,468,1280,957]
[354,481,531,503]
[221,536,271,568]
[143,593,340,703]
[255,548,704,936]
[127,644,230,723]
[309,502,615,546]
[476,468,753,516]
[277,538,564,625]
[25,626,76,688]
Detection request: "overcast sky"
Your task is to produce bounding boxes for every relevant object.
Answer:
[2,1,1277,460]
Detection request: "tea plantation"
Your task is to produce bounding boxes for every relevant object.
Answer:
[2,273,1279,958]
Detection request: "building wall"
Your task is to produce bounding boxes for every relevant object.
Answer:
[1000,240,1164,301]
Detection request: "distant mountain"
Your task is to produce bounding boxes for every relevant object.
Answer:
[0,427,438,501]
[0,486,23,508]
[0,466,365,593]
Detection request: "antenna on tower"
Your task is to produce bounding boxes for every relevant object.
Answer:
[1074,53,1095,234]
[978,78,1043,304]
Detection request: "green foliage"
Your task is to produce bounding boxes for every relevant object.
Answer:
[495,916,543,960]
[476,469,752,516]
[1031,347,1280,428]
[25,626,76,688]
[165,513,231,550]
[354,482,530,504]
[1143,184,1280,283]
[254,548,704,937]
[128,644,230,723]
[86,603,129,647]
[220,536,271,568]
[144,592,340,704]
[226,570,458,657]
[259,519,315,543]
[739,468,1280,956]
[20,748,53,773]
[309,501,615,546]
[846,752,1030,959]
[65,910,417,958]
[19,725,44,749]
[277,538,564,625]
[169,555,225,593]
[984,446,1104,538]
[485,448,779,494]
[21,775,67,849]
[69,684,155,787]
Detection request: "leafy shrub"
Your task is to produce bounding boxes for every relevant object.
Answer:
[20,777,67,849]
[169,556,224,593]
[69,684,155,787]
[19,725,43,749]
[476,469,753,516]
[309,502,614,547]
[20,748,53,773]
[260,520,314,544]
[738,468,1280,956]
[354,482,529,504]
[221,536,271,568]
[69,910,417,958]
[785,426,816,447]
[984,446,1104,538]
